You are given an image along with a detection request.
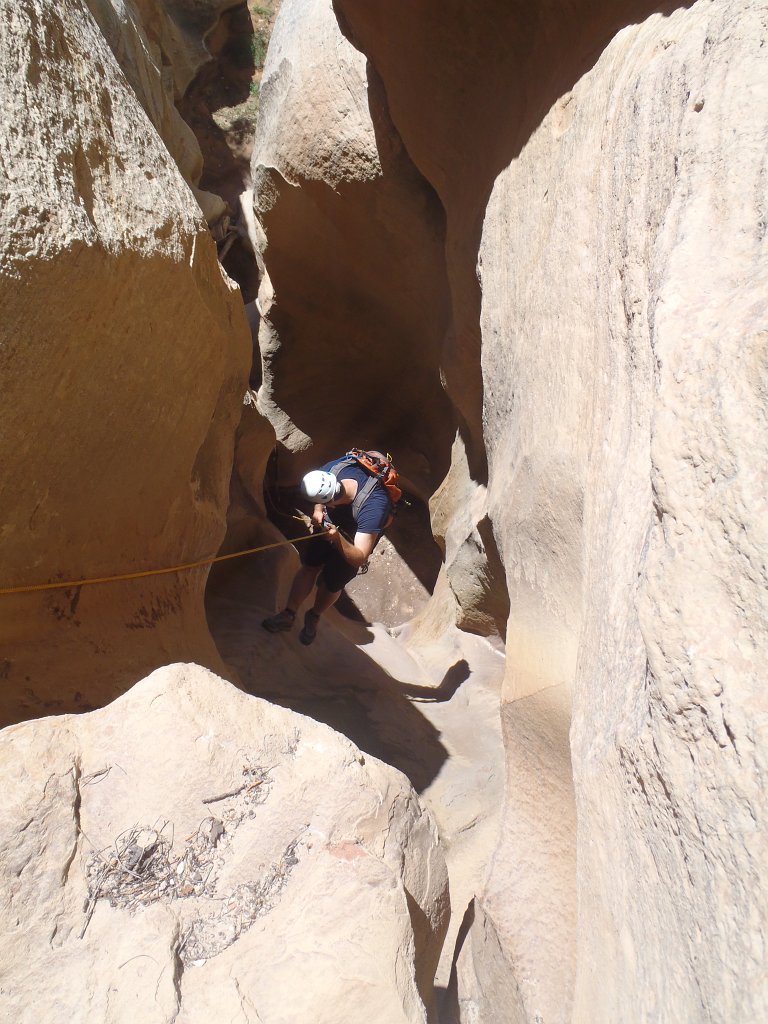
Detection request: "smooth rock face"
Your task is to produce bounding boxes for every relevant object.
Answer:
[0,0,250,725]
[85,0,234,224]
[0,664,449,1023]
[3,0,765,1021]
[476,1,768,1021]
[266,0,767,1021]
[251,0,454,496]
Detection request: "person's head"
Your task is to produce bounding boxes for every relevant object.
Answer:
[300,470,341,504]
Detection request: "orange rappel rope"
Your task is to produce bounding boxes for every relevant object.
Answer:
[0,531,317,597]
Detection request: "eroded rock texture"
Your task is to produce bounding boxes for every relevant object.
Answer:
[251,0,453,494]
[1,0,765,1018]
[0,664,449,1023]
[86,0,241,224]
[475,3,768,1021]
[250,0,768,1020]
[0,0,250,725]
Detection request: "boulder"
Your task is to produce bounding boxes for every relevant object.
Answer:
[0,663,450,1023]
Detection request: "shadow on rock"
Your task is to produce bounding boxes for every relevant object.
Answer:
[206,567,450,794]
[397,659,469,703]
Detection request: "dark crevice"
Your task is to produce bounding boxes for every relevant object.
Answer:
[177,3,279,303]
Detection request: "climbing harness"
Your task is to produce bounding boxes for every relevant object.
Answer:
[0,531,318,597]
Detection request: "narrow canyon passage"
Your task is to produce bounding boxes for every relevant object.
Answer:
[205,553,506,997]
[1,0,765,1021]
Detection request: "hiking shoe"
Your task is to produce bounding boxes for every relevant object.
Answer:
[299,610,320,646]
[262,608,296,633]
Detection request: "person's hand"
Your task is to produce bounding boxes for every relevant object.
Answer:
[311,506,325,527]
[323,523,340,546]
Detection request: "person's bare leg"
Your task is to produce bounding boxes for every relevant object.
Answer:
[311,580,342,615]
[286,565,321,612]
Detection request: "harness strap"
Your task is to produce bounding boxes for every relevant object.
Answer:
[351,474,379,519]
[328,454,393,534]
[329,456,357,478]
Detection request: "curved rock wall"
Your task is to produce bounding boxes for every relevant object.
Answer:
[570,6,767,1017]
[474,3,767,1021]
[0,0,250,725]
[86,0,241,224]
[250,0,767,1020]
[2,0,765,1017]
[251,0,454,497]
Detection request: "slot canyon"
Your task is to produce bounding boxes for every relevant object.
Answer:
[1,0,766,1021]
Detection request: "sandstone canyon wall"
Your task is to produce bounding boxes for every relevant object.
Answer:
[251,0,768,1020]
[0,5,454,1023]
[474,3,768,1020]
[0,0,766,1020]
[0,0,250,725]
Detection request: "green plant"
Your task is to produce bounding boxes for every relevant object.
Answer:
[251,29,268,69]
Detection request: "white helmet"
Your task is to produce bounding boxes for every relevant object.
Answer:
[300,470,340,503]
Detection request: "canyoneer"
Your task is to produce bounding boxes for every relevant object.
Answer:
[262,450,401,645]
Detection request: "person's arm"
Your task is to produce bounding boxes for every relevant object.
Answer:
[324,526,377,570]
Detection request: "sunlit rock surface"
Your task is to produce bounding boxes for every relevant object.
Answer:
[0,0,250,725]
[0,664,449,1023]
[278,0,767,1020]
[1,0,766,1020]
[476,3,768,1021]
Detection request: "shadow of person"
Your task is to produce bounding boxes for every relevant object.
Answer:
[397,659,470,703]
[206,569,450,794]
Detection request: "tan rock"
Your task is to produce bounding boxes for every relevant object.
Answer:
[250,0,454,497]
[0,663,449,1023]
[311,0,768,1019]
[427,432,509,640]
[85,0,234,224]
[4,0,762,1019]
[470,1,768,1021]
[206,567,506,999]
[0,0,250,725]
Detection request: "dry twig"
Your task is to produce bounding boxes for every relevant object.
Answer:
[202,784,246,804]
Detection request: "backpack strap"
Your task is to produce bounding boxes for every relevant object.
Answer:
[351,474,380,520]
[330,452,393,531]
[327,456,393,532]
[329,456,357,479]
